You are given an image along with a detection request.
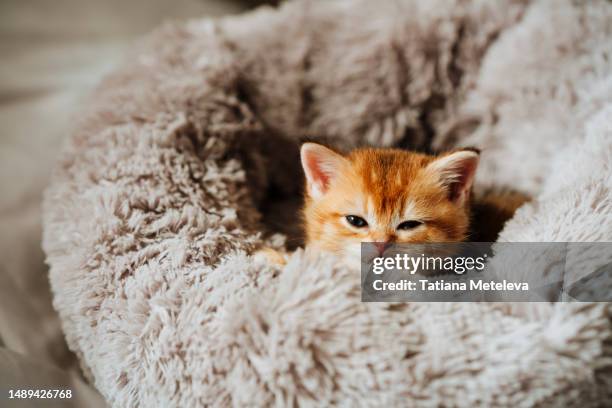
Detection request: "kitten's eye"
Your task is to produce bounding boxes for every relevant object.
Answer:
[397,220,422,230]
[345,215,368,228]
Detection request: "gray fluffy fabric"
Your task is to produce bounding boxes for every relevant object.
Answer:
[42,0,612,406]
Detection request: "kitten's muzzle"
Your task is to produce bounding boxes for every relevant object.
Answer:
[373,241,392,255]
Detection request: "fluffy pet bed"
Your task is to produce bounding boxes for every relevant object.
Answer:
[42,0,612,406]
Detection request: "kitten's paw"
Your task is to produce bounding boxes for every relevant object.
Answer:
[253,247,288,266]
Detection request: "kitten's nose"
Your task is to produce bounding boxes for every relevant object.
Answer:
[373,241,392,256]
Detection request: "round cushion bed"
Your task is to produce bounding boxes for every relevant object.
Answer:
[42,0,612,406]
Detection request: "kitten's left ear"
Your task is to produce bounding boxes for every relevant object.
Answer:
[300,143,347,199]
[426,148,480,205]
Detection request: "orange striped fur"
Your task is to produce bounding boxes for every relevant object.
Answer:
[301,143,480,258]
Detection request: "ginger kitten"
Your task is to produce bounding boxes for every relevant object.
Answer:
[300,143,480,259]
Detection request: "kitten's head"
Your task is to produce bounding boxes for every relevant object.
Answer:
[300,143,479,258]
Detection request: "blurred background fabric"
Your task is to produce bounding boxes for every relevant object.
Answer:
[0,0,271,405]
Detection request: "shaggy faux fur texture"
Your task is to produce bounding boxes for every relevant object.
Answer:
[42,0,612,406]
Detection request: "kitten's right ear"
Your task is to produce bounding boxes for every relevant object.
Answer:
[425,149,480,206]
[300,143,346,199]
